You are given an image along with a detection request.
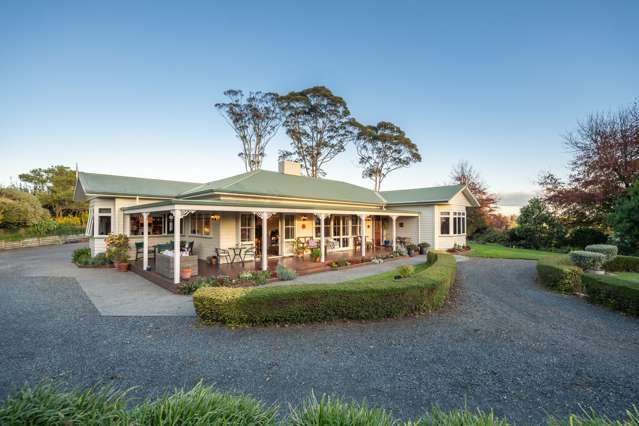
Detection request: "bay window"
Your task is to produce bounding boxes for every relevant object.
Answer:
[97,208,111,235]
[440,212,450,235]
[453,211,466,235]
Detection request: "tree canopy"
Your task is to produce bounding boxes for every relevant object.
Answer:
[449,160,498,236]
[539,101,639,228]
[277,86,355,177]
[609,178,639,254]
[18,165,83,218]
[0,187,50,229]
[215,90,282,172]
[352,121,421,191]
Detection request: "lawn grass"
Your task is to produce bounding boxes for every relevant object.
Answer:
[465,242,560,261]
[0,224,84,241]
[613,272,639,286]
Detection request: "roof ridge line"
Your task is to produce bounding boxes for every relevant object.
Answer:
[218,170,261,190]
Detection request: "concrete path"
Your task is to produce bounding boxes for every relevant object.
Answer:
[0,243,194,316]
[268,254,429,286]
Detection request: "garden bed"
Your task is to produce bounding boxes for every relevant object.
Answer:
[193,252,455,326]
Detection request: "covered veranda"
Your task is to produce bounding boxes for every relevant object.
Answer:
[122,199,419,285]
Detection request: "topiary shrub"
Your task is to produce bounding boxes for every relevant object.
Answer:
[396,264,415,278]
[193,253,456,326]
[569,250,606,271]
[604,255,639,272]
[585,244,618,261]
[537,256,583,293]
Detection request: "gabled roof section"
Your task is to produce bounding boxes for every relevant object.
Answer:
[76,172,201,199]
[381,184,480,207]
[179,169,385,205]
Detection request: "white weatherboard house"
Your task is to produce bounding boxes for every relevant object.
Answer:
[74,161,479,283]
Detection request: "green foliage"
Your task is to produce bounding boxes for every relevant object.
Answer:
[32,218,57,237]
[276,264,297,280]
[278,86,355,177]
[396,264,416,278]
[130,382,277,426]
[609,178,639,254]
[471,228,510,245]
[569,250,607,271]
[0,187,50,229]
[537,256,583,293]
[105,234,130,263]
[310,248,322,259]
[417,406,511,426]
[288,393,396,426]
[582,273,639,316]
[19,165,84,218]
[193,253,456,326]
[604,255,639,272]
[585,244,618,260]
[509,198,566,249]
[0,382,129,425]
[351,120,421,191]
[72,247,91,263]
[73,248,110,267]
[467,243,561,261]
[568,227,608,248]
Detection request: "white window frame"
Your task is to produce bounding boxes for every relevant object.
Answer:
[239,213,255,245]
[440,211,451,236]
[190,212,211,237]
[453,211,466,235]
[97,208,112,236]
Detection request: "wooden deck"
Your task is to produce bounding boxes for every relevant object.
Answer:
[131,246,394,293]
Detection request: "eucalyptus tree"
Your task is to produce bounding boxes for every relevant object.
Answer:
[352,121,421,191]
[277,86,355,177]
[215,90,282,171]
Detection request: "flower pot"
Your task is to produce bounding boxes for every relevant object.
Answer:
[313,257,320,263]
[115,262,129,272]
[419,246,429,255]
[180,267,193,280]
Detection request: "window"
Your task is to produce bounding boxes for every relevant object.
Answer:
[190,213,211,236]
[440,212,450,235]
[97,208,111,236]
[284,214,296,240]
[240,213,255,243]
[351,215,360,236]
[315,216,330,238]
[453,211,466,235]
[129,213,171,236]
[331,215,350,248]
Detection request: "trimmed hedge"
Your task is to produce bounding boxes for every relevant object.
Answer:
[569,250,606,271]
[585,244,618,260]
[604,255,639,272]
[537,256,583,293]
[582,273,639,316]
[193,252,456,326]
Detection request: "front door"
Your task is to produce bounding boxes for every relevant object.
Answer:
[255,214,280,256]
[374,217,383,246]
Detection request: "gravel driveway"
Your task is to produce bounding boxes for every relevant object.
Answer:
[1,245,638,423]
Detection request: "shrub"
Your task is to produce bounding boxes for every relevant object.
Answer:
[472,228,509,245]
[32,218,58,236]
[604,255,639,272]
[568,227,608,248]
[396,264,415,278]
[130,383,277,426]
[193,253,456,326]
[537,256,583,293]
[177,278,213,295]
[276,264,297,281]
[310,248,321,259]
[582,274,639,316]
[569,250,606,271]
[252,270,271,285]
[72,247,91,263]
[418,406,511,426]
[0,382,128,425]
[0,187,50,229]
[585,244,618,260]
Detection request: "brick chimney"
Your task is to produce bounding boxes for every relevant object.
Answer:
[278,160,301,176]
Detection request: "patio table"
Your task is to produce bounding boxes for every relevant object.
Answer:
[228,246,245,263]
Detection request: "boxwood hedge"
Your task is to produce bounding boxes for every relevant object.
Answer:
[604,255,639,272]
[193,252,456,326]
[536,255,583,293]
[582,273,639,316]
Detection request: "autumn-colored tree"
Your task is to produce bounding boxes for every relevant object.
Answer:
[278,86,355,177]
[449,160,498,236]
[352,121,421,191]
[215,90,283,172]
[539,101,639,228]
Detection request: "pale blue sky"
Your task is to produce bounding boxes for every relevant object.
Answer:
[1,0,637,201]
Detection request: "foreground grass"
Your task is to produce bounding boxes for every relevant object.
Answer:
[465,243,560,261]
[1,382,638,426]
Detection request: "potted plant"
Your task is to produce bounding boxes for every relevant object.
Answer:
[418,242,430,255]
[105,233,130,271]
[310,248,322,262]
[180,267,193,280]
[406,244,419,257]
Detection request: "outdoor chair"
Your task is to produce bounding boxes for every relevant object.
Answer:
[241,246,256,264]
[215,248,231,264]
[134,241,154,260]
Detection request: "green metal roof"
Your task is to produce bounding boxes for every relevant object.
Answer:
[179,170,386,205]
[77,172,201,198]
[122,198,419,215]
[381,184,466,204]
